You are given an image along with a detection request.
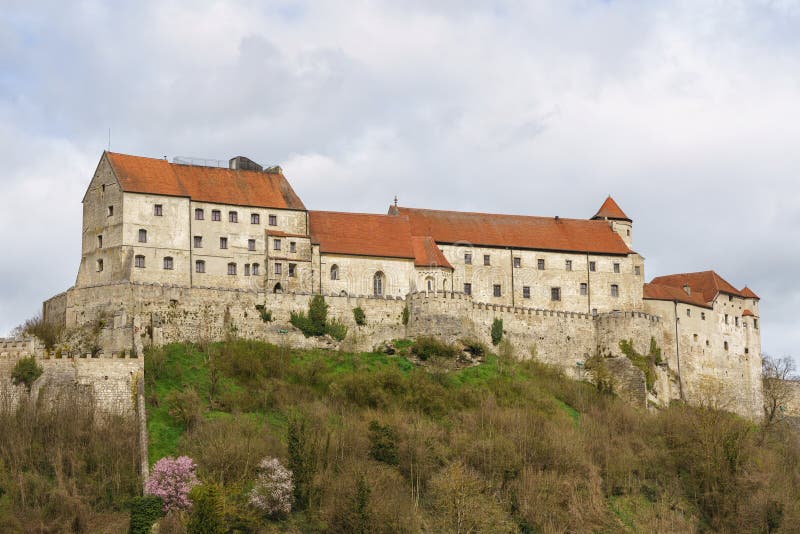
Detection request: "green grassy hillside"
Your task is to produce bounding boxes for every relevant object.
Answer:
[142,339,800,533]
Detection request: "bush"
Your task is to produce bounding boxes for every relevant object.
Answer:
[401,305,409,326]
[368,421,399,465]
[491,318,503,346]
[145,456,199,513]
[461,338,487,357]
[308,295,329,335]
[128,495,163,534]
[188,484,225,534]
[353,307,366,326]
[15,313,63,350]
[249,457,294,518]
[287,417,317,511]
[11,356,43,391]
[165,388,203,429]
[255,305,273,323]
[327,318,349,341]
[411,336,459,361]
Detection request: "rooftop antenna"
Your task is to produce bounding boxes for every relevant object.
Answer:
[394,195,398,207]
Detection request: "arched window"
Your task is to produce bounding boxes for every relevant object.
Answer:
[373,271,385,296]
[330,264,339,280]
[273,283,283,294]
[138,229,147,243]
[426,276,434,291]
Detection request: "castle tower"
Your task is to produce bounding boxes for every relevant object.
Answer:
[592,196,632,248]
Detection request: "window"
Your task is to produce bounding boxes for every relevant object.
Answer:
[195,260,205,273]
[268,214,277,226]
[634,266,641,276]
[724,314,729,324]
[229,211,238,223]
[275,263,282,275]
[592,308,598,316]
[138,229,147,243]
[565,260,572,271]
[97,235,103,248]
[427,277,434,291]
[728,295,733,302]
[134,255,145,268]
[589,261,596,272]
[686,309,691,317]
[513,257,521,268]
[464,283,472,295]
[701,312,706,320]
[220,237,228,249]
[212,210,221,221]
[724,341,729,351]
[706,339,710,347]
[580,282,588,296]
[484,254,490,266]
[464,253,472,265]
[289,263,296,277]
[522,286,531,299]
[101,184,105,193]
[194,236,202,248]
[244,264,251,276]
[195,208,204,220]
[373,272,385,296]
[248,239,256,251]
[228,263,236,275]
[627,229,630,236]
[537,259,545,270]
[493,284,501,297]
[330,265,339,280]
[610,284,619,298]
[735,316,739,327]
[745,348,750,354]
[107,205,113,217]
[252,263,260,275]
[613,263,620,273]
[754,319,758,330]
[693,334,698,341]
[274,239,281,251]
[251,213,260,224]
[290,241,296,253]
[163,257,173,270]
[551,287,561,301]
[154,204,163,216]
[96,259,103,272]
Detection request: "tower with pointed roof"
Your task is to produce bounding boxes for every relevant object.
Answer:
[592,196,633,249]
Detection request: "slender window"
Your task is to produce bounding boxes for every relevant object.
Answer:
[289,263,296,278]
[374,272,385,296]
[522,286,530,299]
[464,253,472,265]
[220,237,228,249]
[330,264,339,280]
[107,206,114,217]
[212,210,221,221]
[464,283,472,295]
[274,239,281,251]
[194,236,202,248]
[613,263,620,273]
[252,263,260,275]
[138,229,147,243]
[96,259,104,272]
[228,263,236,275]
[268,214,277,226]
[97,235,103,248]
[551,287,561,301]
[493,284,501,297]
[134,255,145,268]
[163,257,173,270]
[244,264,251,276]
[195,260,205,273]
[248,239,256,251]
[580,283,588,296]
[589,261,596,272]
[686,308,691,317]
[565,260,572,271]
[154,204,163,216]
[537,259,545,270]
[701,312,706,320]
[275,263,282,275]
[513,257,521,268]
[484,255,491,266]
[754,319,758,329]
[290,241,296,253]
[611,284,619,297]
[724,341,729,351]
[635,266,641,276]
[735,316,739,327]
[195,208,204,220]
[251,213,260,224]
[229,211,238,223]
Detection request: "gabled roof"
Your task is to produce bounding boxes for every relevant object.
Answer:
[740,286,760,300]
[592,196,631,222]
[411,236,453,270]
[104,152,306,210]
[647,270,755,305]
[309,211,415,260]
[643,283,712,309]
[394,207,633,255]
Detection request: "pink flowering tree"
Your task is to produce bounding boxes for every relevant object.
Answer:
[249,457,294,517]
[145,456,200,513]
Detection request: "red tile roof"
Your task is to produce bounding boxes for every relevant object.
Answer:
[647,270,755,304]
[105,152,306,210]
[309,211,415,260]
[740,286,760,300]
[742,309,755,317]
[592,196,630,221]
[643,283,712,308]
[411,236,453,270]
[394,207,633,255]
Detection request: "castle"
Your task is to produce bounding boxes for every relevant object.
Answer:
[33,151,763,418]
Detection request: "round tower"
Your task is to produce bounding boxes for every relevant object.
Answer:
[592,196,632,249]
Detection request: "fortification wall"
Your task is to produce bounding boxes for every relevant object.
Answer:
[780,380,800,418]
[0,340,141,416]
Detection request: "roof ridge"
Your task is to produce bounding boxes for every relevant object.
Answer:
[397,205,603,224]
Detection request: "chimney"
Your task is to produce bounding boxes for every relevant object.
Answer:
[229,156,263,172]
[683,284,691,296]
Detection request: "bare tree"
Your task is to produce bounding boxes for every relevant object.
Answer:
[762,354,796,432]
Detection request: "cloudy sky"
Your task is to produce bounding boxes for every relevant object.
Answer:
[1,0,798,360]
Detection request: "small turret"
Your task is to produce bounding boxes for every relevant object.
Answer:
[592,196,632,248]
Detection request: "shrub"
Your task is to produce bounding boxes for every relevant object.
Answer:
[353,307,366,326]
[165,388,203,429]
[15,313,63,350]
[249,457,294,517]
[461,338,487,357]
[287,417,317,511]
[619,339,656,391]
[327,318,349,341]
[255,305,273,323]
[491,318,503,346]
[308,295,329,334]
[11,357,43,391]
[401,305,409,326]
[188,484,225,534]
[128,495,163,534]
[411,336,459,361]
[145,456,199,513]
[368,421,399,465]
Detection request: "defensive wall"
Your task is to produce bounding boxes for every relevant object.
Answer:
[33,282,761,418]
